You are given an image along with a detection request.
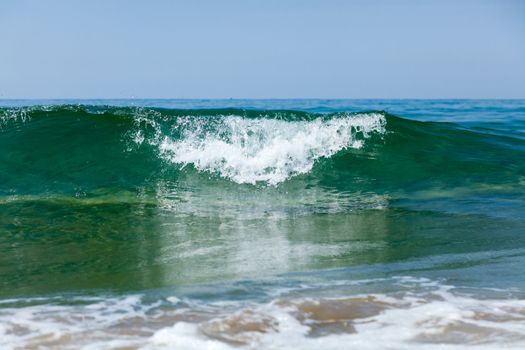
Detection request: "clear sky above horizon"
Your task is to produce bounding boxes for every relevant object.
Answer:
[1,0,524,99]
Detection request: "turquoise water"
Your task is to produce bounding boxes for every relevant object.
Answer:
[0,100,524,349]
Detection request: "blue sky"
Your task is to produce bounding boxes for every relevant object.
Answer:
[1,0,524,99]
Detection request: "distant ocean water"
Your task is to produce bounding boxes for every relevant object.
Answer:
[0,99,524,349]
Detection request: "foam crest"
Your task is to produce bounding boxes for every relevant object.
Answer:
[151,113,385,185]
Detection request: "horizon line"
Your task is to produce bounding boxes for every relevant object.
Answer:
[1,97,525,101]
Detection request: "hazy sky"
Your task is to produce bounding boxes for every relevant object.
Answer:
[1,0,524,99]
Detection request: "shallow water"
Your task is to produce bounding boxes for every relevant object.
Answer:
[0,99,524,349]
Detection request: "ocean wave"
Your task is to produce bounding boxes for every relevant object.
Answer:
[1,105,524,217]
[0,105,389,187]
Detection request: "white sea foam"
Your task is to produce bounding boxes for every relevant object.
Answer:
[147,284,525,350]
[138,113,386,185]
[2,278,525,349]
[0,107,31,126]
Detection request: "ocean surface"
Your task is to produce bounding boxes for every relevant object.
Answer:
[0,99,524,349]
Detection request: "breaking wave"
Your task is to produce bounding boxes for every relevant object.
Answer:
[146,113,385,185]
[1,105,524,217]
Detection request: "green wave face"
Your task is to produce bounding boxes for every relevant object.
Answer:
[1,105,524,217]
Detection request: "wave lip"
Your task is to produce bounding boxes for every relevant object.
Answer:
[147,112,386,185]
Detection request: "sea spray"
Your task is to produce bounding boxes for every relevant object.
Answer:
[148,113,386,185]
